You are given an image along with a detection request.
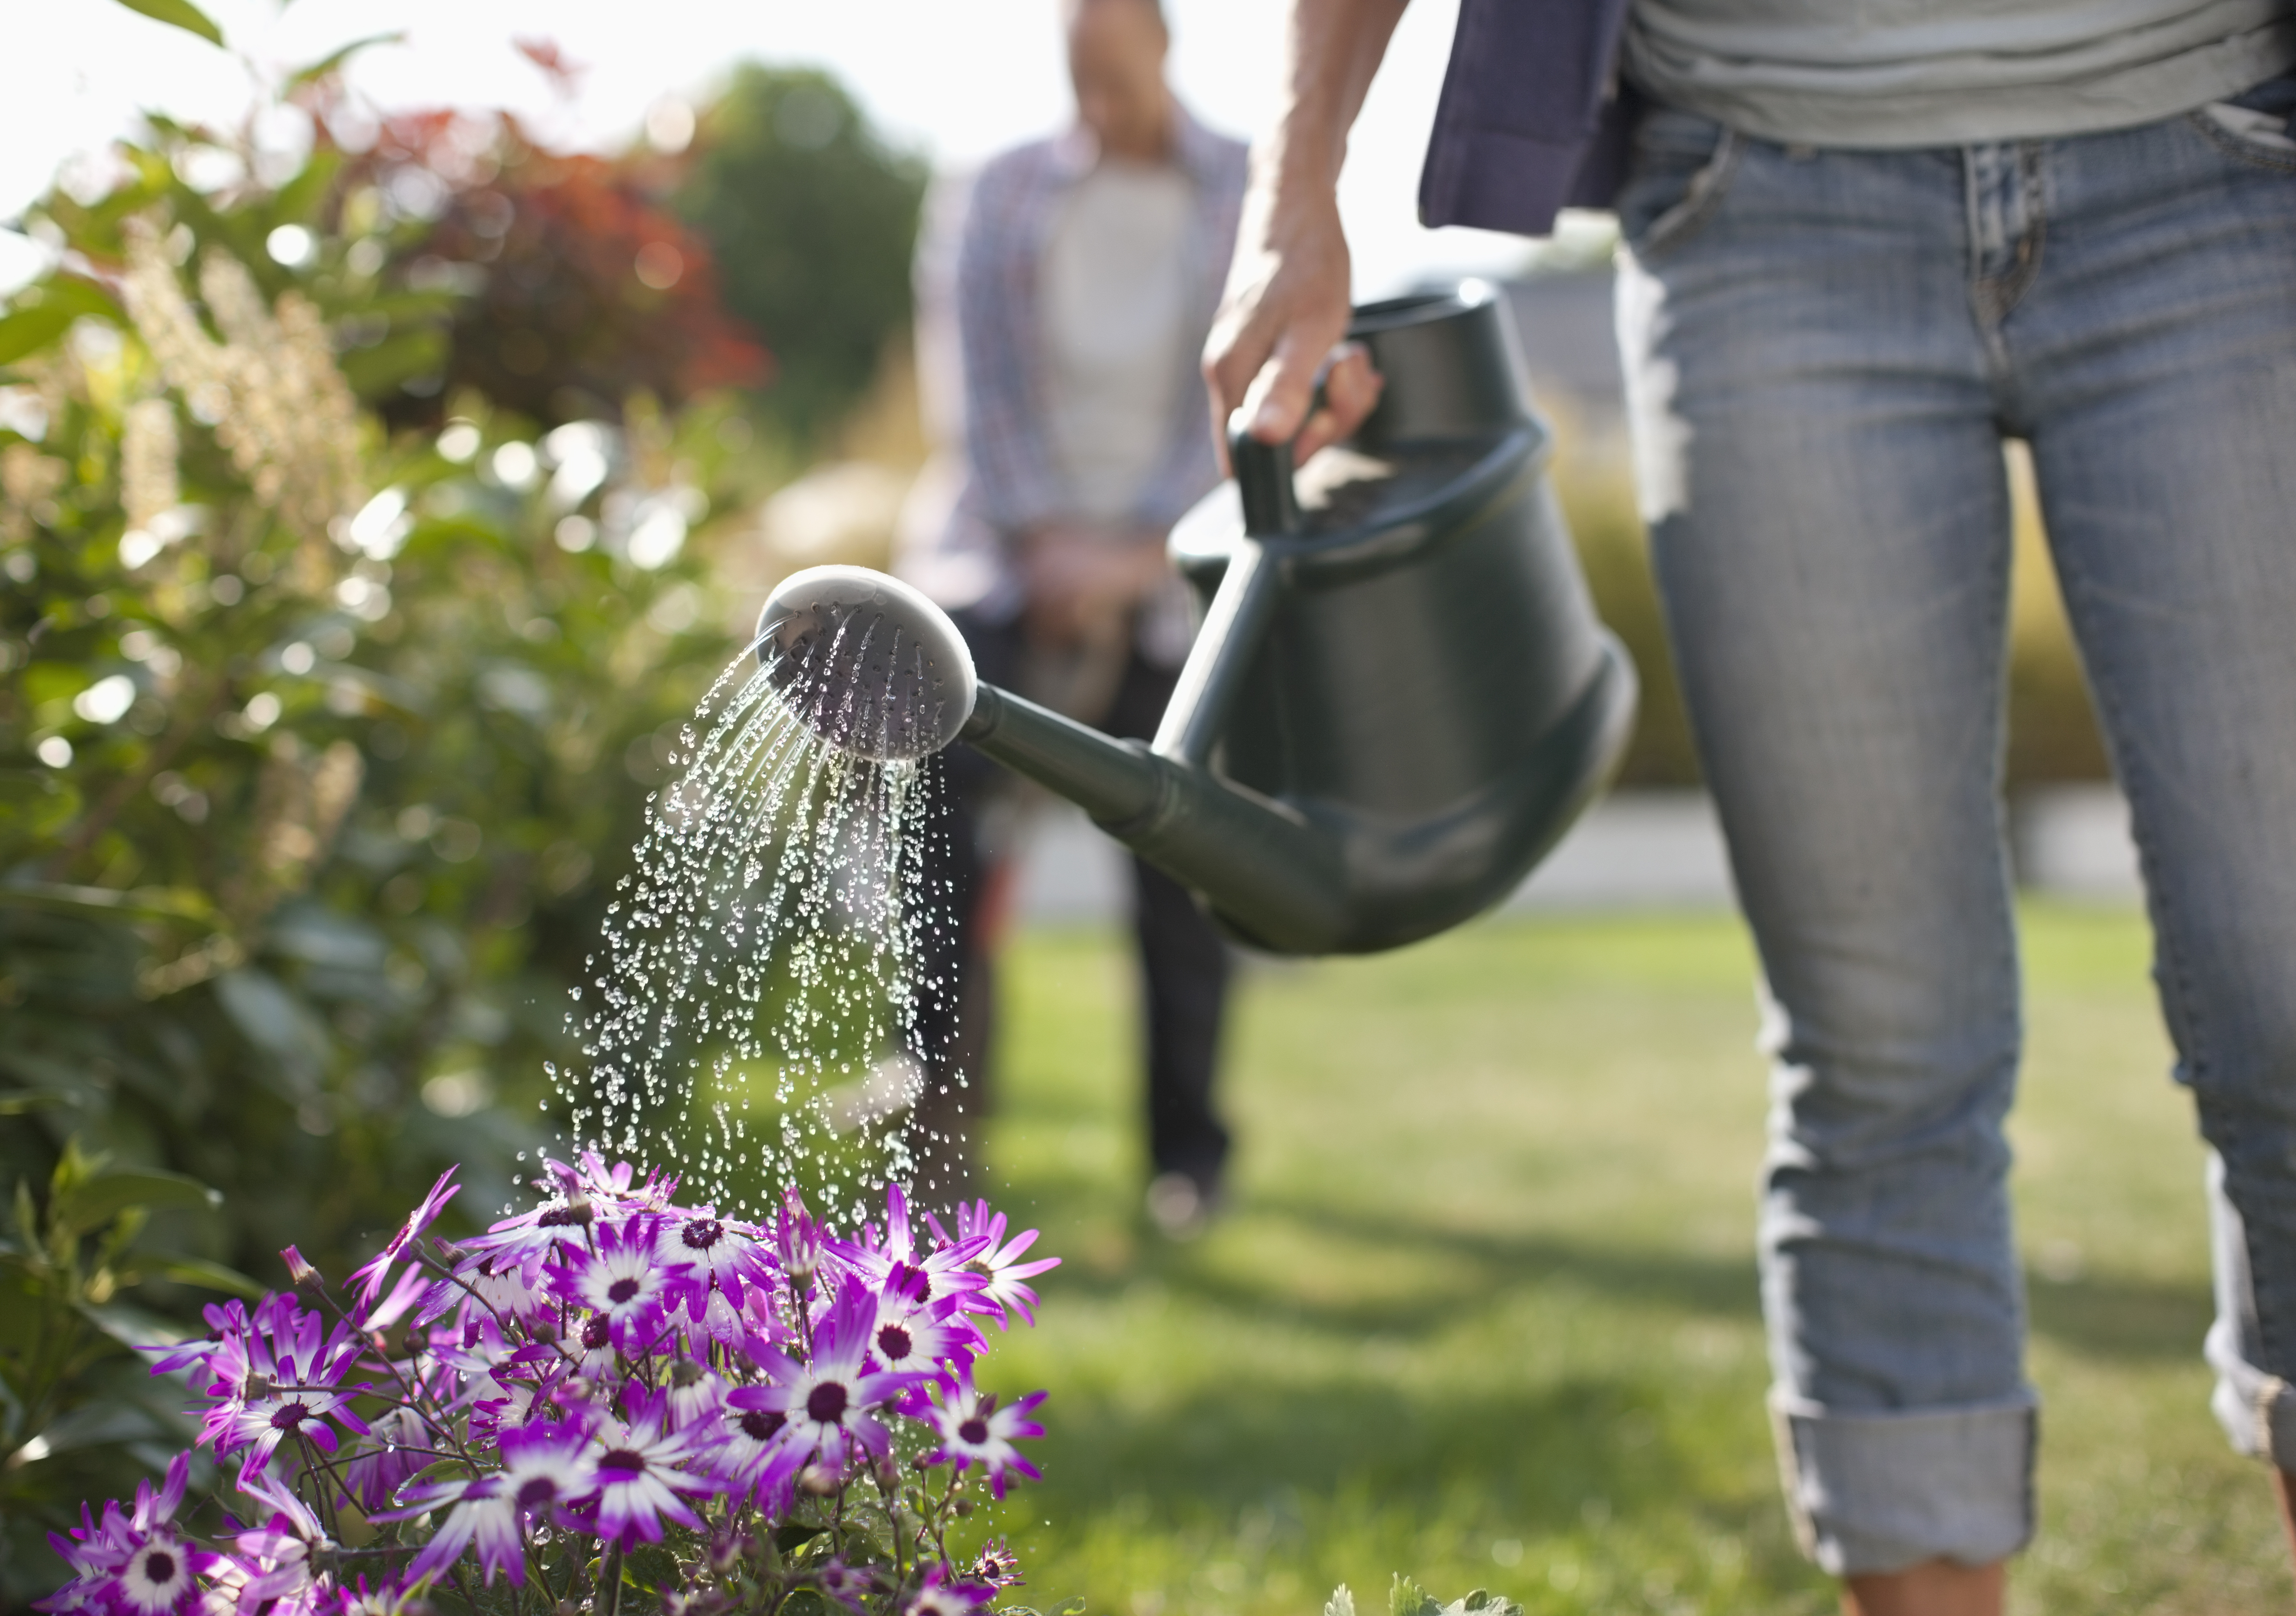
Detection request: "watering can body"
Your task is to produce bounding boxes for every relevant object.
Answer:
[961,281,1636,955]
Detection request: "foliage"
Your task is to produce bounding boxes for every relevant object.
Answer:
[0,79,771,1598]
[38,1160,1065,1615]
[354,110,770,431]
[673,67,928,448]
[0,1141,263,1590]
[1323,1579,1523,1616]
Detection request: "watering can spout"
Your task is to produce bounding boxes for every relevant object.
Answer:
[755,282,1637,957]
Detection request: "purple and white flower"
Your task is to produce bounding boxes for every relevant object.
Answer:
[929,1199,1062,1328]
[921,1381,1046,1499]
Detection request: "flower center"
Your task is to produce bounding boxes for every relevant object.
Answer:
[876,1324,914,1361]
[269,1400,312,1431]
[516,1475,559,1508]
[599,1447,647,1477]
[140,1550,178,1585]
[538,1206,576,1227]
[683,1219,724,1249]
[607,1277,641,1305]
[806,1381,849,1424]
[741,1409,786,1442]
[958,1417,990,1445]
[582,1316,612,1349]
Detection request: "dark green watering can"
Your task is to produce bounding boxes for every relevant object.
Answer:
[756,281,1636,955]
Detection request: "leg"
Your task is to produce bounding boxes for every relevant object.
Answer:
[2005,103,2296,1541]
[1616,111,2032,1584]
[1101,652,1234,1211]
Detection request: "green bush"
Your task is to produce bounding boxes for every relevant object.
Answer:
[0,96,761,1597]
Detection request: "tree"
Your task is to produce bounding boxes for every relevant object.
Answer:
[674,66,927,447]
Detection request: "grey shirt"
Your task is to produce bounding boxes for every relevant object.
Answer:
[1622,0,2296,147]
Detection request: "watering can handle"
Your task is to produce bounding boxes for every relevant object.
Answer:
[1228,420,1301,537]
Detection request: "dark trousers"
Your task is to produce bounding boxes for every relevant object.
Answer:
[908,616,1233,1196]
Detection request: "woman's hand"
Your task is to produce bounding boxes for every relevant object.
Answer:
[1201,0,1407,463]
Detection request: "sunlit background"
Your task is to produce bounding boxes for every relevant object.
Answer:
[9,0,1536,298]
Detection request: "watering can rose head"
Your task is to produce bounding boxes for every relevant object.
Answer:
[42,1160,1058,1616]
[756,566,979,762]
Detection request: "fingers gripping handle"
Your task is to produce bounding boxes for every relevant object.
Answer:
[1229,418,1301,538]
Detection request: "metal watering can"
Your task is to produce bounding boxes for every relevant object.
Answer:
[755,281,1636,955]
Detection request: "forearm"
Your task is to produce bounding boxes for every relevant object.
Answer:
[1265,0,1411,194]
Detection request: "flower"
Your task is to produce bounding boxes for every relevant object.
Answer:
[341,1407,436,1513]
[346,1166,460,1311]
[903,1563,997,1616]
[816,1559,882,1610]
[770,1186,823,1282]
[921,1381,1046,1498]
[700,1391,802,1512]
[727,1276,925,1475]
[969,1537,1025,1589]
[226,1473,329,1612]
[830,1183,990,1308]
[383,1420,597,1587]
[662,1210,774,1320]
[863,1263,983,1379]
[195,1295,370,1487]
[929,1200,1061,1328]
[33,1455,215,1616]
[587,1393,720,1548]
[551,1214,677,1353]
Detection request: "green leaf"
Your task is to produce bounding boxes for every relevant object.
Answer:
[137,1254,266,1299]
[1389,1576,1437,1616]
[0,1091,68,1117]
[285,32,404,91]
[1441,1594,1522,1616]
[0,881,218,925]
[51,1170,221,1241]
[110,0,224,46]
[1326,1588,1356,1616]
[11,1398,164,1465]
[74,1299,192,1351]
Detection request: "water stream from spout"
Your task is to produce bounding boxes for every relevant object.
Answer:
[546,636,959,1225]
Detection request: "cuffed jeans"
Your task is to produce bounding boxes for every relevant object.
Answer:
[1613,82,2296,1575]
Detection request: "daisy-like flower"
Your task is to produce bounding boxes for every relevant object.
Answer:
[816,1559,882,1611]
[865,1263,984,1379]
[922,1380,1046,1499]
[701,1391,803,1512]
[550,1215,678,1354]
[197,1294,370,1487]
[830,1183,990,1308]
[451,1199,594,1297]
[928,1199,1062,1328]
[226,1472,328,1613]
[970,1536,1025,1590]
[380,1421,596,1587]
[35,1455,216,1616]
[727,1276,925,1475]
[345,1165,460,1310]
[587,1392,720,1548]
[662,1210,774,1322]
[903,1563,997,1616]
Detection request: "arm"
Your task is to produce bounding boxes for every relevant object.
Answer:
[1202,0,1408,459]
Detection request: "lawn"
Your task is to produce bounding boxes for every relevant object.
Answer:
[963,905,2289,1616]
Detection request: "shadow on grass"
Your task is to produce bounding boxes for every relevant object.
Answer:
[1014,1174,2214,1366]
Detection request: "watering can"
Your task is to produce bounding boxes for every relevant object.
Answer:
[755,281,1636,956]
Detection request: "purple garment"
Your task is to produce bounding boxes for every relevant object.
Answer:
[1419,0,1638,236]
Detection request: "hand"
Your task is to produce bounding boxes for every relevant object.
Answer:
[1201,0,1405,465]
[1021,524,1169,647]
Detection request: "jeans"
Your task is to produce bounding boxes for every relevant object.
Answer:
[1612,86,2296,1575]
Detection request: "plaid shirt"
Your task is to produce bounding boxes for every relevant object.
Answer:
[898,106,1249,623]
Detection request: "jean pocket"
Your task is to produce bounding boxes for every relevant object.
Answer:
[1616,107,1743,258]
[2192,101,2296,172]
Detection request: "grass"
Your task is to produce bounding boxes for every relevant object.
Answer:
[960,905,2289,1616]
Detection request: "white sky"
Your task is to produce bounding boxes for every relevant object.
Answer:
[7,0,1537,297]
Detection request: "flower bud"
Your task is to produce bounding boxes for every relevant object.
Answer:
[670,1357,705,1388]
[800,1462,842,1496]
[281,1245,320,1286]
[955,1498,973,1516]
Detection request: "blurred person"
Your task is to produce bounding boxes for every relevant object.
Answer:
[896,0,1250,1235]
[1205,0,2296,1611]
